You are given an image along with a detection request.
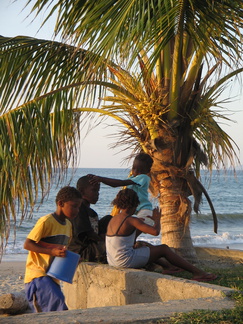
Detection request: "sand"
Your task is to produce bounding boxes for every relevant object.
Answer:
[0,261,26,295]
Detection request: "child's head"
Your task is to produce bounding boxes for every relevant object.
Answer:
[112,188,139,212]
[77,175,100,204]
[55,186,82,219]
[132,153,153,176]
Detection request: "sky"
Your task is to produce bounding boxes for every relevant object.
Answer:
[1,0,243,169]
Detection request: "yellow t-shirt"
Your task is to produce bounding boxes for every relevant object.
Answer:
[24,213,72,284]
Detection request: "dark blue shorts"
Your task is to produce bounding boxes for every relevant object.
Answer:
[25,276,68,312]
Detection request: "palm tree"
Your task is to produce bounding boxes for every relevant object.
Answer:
[1,0,243,260]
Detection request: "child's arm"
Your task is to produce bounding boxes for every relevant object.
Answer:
[24,238,67,257]
[129,207,161,236]
[88,174,136,187]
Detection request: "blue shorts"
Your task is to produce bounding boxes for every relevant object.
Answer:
[25,276,68,312]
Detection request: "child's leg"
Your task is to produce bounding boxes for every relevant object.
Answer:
[135,241,182,272]
[148,244,217,280]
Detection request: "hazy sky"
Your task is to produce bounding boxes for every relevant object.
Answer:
[1,0,243,168]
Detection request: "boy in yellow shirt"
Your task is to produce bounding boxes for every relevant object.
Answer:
[24,186,82,313]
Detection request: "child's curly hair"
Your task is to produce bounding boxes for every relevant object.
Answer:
[56,186,82,203]
[112,188,139,210]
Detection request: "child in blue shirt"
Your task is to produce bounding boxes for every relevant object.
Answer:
[88,153,154,225]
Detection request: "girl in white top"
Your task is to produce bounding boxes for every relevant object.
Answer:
[106,188,217,282]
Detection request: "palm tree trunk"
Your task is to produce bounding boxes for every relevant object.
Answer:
[159,176,197,263]
[151,151,198,263]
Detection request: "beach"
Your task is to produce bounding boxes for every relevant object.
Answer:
[1,261,26,296]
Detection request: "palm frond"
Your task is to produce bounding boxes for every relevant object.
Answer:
[0,95,80,250]
[0,36,108,108]
[27,1,243,71]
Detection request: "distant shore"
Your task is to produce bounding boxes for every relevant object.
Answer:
[2,242,243,262]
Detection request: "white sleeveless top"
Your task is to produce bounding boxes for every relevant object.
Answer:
[106,216,150,268]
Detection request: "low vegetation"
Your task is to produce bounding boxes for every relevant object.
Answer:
[157,265,243,324]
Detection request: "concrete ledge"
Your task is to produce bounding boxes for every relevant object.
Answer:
[63,262,235,310]
[1,297,235,323]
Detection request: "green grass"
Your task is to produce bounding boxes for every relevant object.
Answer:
[157,265,243,324]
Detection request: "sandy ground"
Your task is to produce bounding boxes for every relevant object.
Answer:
[0,261,26,295]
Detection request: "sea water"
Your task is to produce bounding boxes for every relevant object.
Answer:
[2,168,243,261]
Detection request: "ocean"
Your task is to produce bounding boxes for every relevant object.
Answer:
[2,168,243,261]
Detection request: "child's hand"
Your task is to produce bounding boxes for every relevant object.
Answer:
[51,246,67,257]
[151,207,161,222]
[87,174,100,184]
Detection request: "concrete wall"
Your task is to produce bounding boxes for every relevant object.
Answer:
[63,262,235,310]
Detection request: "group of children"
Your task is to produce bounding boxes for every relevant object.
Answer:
[24,153,217,313]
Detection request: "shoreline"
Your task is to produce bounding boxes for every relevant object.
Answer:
[2,243,243,262]
[2,254,28,262]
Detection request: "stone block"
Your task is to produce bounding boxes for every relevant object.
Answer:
[63,262,235,310]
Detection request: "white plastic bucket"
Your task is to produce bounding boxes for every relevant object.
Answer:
[47,250,80,283]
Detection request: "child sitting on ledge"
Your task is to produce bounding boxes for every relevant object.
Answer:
[105,188,217,282]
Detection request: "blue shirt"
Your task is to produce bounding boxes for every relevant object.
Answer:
[127,174,152,212]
